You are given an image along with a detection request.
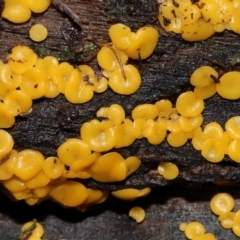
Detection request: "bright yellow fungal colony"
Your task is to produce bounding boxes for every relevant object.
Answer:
[97,23,159,95]
[2,0,51,23]
[2,7,240,238]
[158,0,240,41]
[179,221,217,240]
[209,192,240,237]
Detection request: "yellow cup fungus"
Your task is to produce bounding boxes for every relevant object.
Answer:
[233,210,240,237]
[167,131,188,147]
[227,139,240,163]
[27,0,51,13]
[192,233,217,240]
[125,156,141,177]
[184,221,206,239]
[25,170,50,189]
[57,138,91,166]
[0,129,14,159]
[129,206,146,223]
[201,139,225,163]
[29,24,48,42]
[80,119,116,152]
[109,23,159,59]
[181,19,216,42]
[176,91,204,117]
[64,69,95,104]
[190,66,218,87]
[13,149,44,181]
[210,193,235,216]
[158,0,240,40]
[193,82,217,100]
[53,62,74,94]
[3,90,32,116]
[2,175,27,193]
[157,162,179,180]
[158,0,215,41]
[97,45,128,71]
[2,0,51,23]
[88,152,127,182]
[70,152,100,172]
[218,211,235,229]
[109,64,141,95]
[179,222,188,232]
[124,26,159,59]
[143,120,167,145]
[20,67,46,100]
[112,188,151,201]
[132,104,159,120]
[109,23,131,50]
[49,181,88,207]
[42,157,64,179]
[8,46,38,75]
[96,104,125,125]
[216,71,240,100]
[2,1,31,23]
[114,119,136,148]
[225,116,240,140]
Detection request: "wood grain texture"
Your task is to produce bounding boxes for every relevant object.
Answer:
[1,0,240,239]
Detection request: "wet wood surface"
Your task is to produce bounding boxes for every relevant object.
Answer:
[1,0,240,239]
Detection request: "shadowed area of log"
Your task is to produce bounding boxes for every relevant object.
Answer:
[1,184,240,240]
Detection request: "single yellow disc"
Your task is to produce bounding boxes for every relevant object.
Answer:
[29,24,48,42]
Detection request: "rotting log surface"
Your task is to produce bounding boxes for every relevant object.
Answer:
[1,0,240,239]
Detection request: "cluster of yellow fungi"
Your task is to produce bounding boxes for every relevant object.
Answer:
[2,0,51,23]
[210,192,240,237]
[179,221,217,240]
[0,23,161,211]
[158,0,240,41]
[0,128,150,208]
[2,41,240,210]
[179,192,240,238]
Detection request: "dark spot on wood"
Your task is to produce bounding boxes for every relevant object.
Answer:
[163,16,171,26]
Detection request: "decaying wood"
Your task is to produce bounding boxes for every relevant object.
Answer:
[1,0,240,189]
[1,0,240,239]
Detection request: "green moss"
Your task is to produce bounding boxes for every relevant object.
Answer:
[35,42,98,62]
